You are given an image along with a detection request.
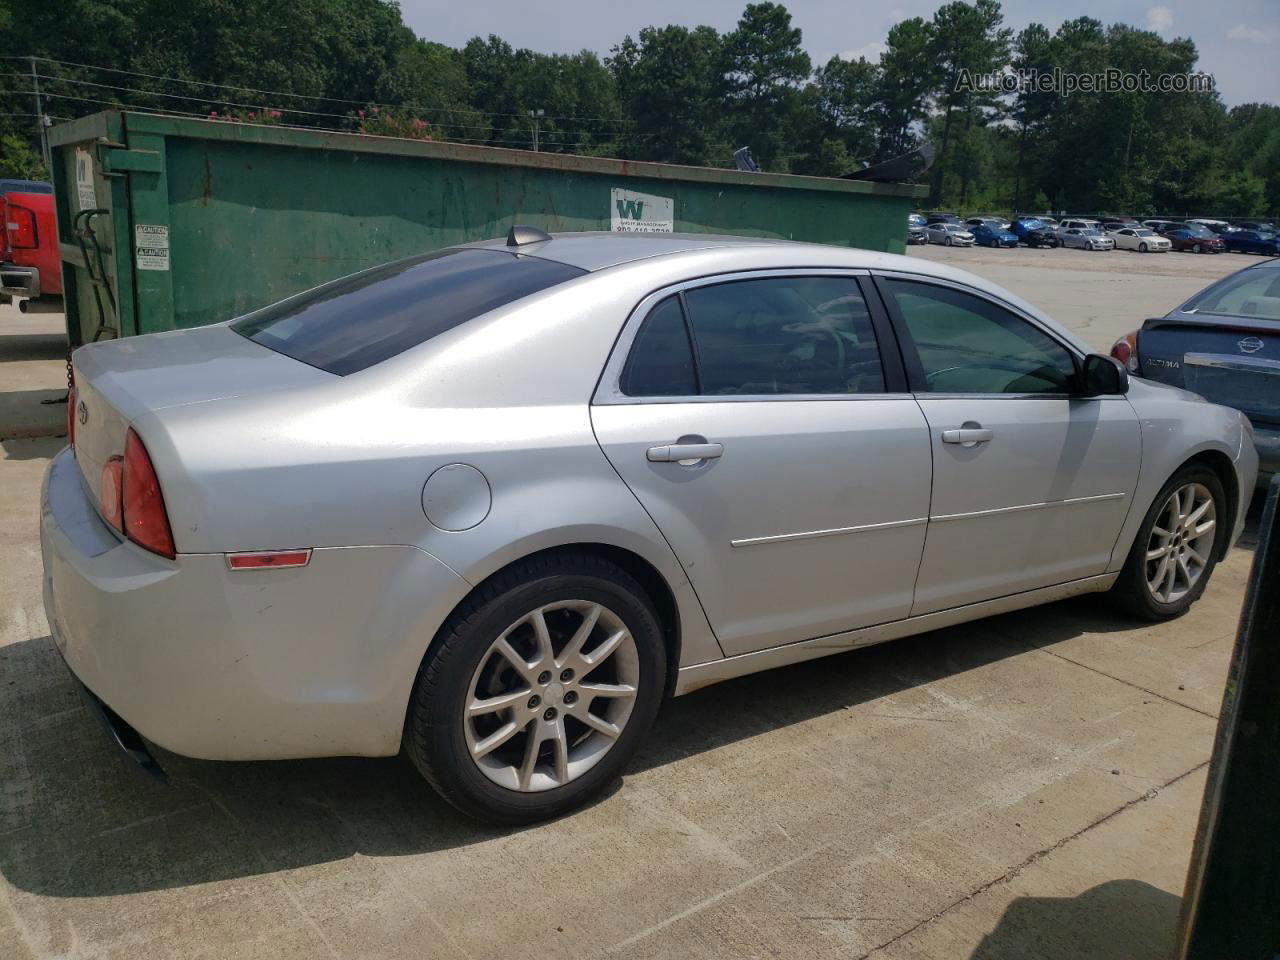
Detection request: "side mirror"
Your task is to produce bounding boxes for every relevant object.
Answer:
[1078,353,1129,397]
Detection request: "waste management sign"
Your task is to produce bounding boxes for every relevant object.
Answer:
[610,188,674,233]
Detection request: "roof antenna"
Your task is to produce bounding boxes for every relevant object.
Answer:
[507,224,552,246]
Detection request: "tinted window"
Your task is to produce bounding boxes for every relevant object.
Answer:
[682,277,885,395]
[1186,267,1280,321]
[619,296,697,396]
[885,280,1077,395]
[233,249,586,375]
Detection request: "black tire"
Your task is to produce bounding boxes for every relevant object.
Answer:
[1110,465,1228,621]
[1193,243,1202,254]
[1140,242,1148,253]
[404,552,667,824]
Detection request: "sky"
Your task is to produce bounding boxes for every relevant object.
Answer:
[397,0,1280,107]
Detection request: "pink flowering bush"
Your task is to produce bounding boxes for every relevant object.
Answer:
[207,108,284,125]
[354,106,435,141]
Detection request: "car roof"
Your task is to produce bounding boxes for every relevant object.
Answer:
[461,231,794,272]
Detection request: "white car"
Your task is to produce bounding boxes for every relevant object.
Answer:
[927,222,975,246]
[1109,227,1171,252]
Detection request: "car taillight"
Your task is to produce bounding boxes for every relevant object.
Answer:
[99,456,123,531]
[122,429,176,559]
[1110,331,1140,373]
[66,382,77,449]
[6,203,37,248]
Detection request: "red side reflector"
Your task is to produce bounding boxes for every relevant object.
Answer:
[226,550,312,570]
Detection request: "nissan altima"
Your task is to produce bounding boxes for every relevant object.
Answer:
[42,230,1255,823]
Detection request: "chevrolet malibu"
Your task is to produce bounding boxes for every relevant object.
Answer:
[42,230,1256,824]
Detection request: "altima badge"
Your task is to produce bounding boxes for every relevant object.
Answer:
[1238,336,1264,354]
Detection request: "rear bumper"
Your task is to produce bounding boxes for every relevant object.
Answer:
[40,447,469,761]
[0,262,39,298]
[1252,423,1280,484]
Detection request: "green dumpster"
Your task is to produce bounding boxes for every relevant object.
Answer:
[49,110,927,346]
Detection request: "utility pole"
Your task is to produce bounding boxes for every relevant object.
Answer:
[527,108,545,152]
[31,57,50,169]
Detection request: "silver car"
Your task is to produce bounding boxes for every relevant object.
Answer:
[1061,227,1115,251]
[42,231,1256,823]
[926,222,975,246]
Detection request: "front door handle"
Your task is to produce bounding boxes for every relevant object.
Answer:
[647,442,723,463]
[941,425,994,446]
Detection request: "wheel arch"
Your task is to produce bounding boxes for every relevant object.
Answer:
[424,542,688,702]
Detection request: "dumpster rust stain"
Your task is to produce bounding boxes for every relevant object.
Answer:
[200,153,213,207]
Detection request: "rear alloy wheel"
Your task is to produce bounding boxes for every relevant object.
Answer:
[1111,467,1226,620]
[405,553,665,823]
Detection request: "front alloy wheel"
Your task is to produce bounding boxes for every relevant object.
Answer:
[1111,466,1225,621]
[1145,483,1216,604]
[465,601,639,792]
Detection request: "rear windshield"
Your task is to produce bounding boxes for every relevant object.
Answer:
[233,248,586,375]
[1185,266,1280,321]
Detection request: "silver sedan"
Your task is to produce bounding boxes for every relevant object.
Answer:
[926,222,975,246]
[42,231,1256,823]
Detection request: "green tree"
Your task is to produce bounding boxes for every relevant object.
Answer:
[609,24,728,165]
[722,2,811,170]
[869,17,936,161]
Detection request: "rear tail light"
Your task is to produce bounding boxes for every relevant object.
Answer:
[99,456,123,531]
[66,380,77,448]
[6,203,37,248]
[121,429,176,559]
[1110,331,1140,373]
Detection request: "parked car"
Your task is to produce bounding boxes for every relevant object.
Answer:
[1164,225,1225,254]
[970,222,1019,247]
[966,216,1012,231]
[1108,227,1171,253]
[43,231,1254,822]
[1223,230,1280,256]
[1142,219,1185,236]
[926,222,976,246]
[1010,217,1059,248]
[1112,256,1279,485]
[925,212,963,225]
[1233,221,1278,234]
[1061,227,1115,251]
[0,179,61,310]
[907,213,929,245]
[1189,220,1240,237]
[1057,218,1104,237]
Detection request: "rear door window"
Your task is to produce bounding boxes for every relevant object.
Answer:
[1186,267,1280,321]
[233,248,586,375]
[683,277,886,395]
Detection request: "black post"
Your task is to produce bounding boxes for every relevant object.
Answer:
[1177,477,1280,958]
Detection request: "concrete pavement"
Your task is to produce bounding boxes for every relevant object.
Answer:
[0,303,66,441]
[0,249,1260,959]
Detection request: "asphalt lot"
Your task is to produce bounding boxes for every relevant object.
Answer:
[0,246,1262,959]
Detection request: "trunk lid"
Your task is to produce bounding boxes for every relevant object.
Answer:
[1138,314,1280,425]
[71,324,334,507]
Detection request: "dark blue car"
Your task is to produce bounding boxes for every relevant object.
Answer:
[1112,258,1280,484]
[970,223,1018,248]
[1009,217,1058,248]
[1223,230,1280,256]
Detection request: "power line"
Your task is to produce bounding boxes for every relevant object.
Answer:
[2,55,629,124]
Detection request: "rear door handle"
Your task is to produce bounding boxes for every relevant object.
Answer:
[941,427,994,446]
[647,442,723,462]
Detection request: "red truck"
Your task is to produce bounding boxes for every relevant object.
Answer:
[1,178,62,312]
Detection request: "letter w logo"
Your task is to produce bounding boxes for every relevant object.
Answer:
[615,198,646,219]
